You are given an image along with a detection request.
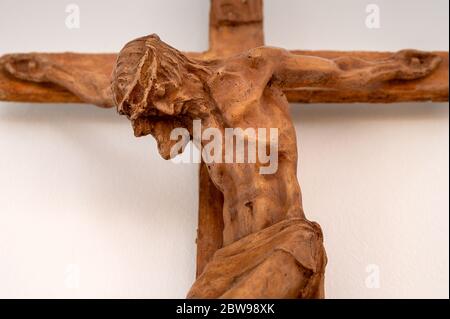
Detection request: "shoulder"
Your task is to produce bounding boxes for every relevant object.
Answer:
[216,47,288,74]
[245,46,290,61]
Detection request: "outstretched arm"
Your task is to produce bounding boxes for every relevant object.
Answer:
[0,53,114,108]
[256,47,442,90]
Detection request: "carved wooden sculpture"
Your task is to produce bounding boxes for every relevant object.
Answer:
[114,36,441,299]
[0,0,448,299]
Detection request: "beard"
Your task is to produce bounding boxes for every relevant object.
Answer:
[132,116,190,160]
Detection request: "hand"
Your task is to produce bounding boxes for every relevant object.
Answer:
[393,49,442,80]
[0,53,53,83]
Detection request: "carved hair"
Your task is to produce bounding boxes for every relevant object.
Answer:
[112,34,210,120]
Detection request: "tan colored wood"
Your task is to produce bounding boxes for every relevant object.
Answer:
[189,218,326,299]
[196,162,224,277]
[109,34,444,298]
[195,0,266,279]
[111,35,311,297]
[0,0,448,299]
[207,0,264,58]
[287,51,448,103]
[0,53,116,106]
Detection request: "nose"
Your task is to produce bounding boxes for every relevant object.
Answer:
[117,101,131,117]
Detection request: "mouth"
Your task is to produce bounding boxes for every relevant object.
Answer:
[132,116,156,137]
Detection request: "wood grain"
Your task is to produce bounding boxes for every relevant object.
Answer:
[0,0,448,300]
[208,0,264,58]
[0,53,116,104]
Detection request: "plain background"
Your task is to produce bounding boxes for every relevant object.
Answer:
[0,0,448,299]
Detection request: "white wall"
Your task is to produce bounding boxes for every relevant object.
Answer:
[0,0,448,299]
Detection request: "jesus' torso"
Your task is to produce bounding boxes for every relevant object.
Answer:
[200,53,306,245]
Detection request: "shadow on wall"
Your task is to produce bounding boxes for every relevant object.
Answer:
[290,102,449,124]
[0,103,121,124]
[1,101,448,124]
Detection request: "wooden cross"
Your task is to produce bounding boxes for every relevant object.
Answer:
[0,0,448,292]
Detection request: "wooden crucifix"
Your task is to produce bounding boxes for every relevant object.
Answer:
[0,0,448,299]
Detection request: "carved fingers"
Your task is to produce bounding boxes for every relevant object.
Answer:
[393,49,442,80]
[0,53,52,83]
[0,53,115,108]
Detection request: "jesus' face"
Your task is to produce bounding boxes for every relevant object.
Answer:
[113,69,191,160]
[112,35,202,160]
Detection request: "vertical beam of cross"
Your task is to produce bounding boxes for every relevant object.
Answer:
[207,0,264,58]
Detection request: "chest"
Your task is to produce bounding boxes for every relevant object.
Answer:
[206,62,278,127]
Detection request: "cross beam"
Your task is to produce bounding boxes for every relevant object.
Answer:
[1,52,447,105]
[1,1,447,105]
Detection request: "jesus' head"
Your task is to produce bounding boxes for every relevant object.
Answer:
[111,34,211,159]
